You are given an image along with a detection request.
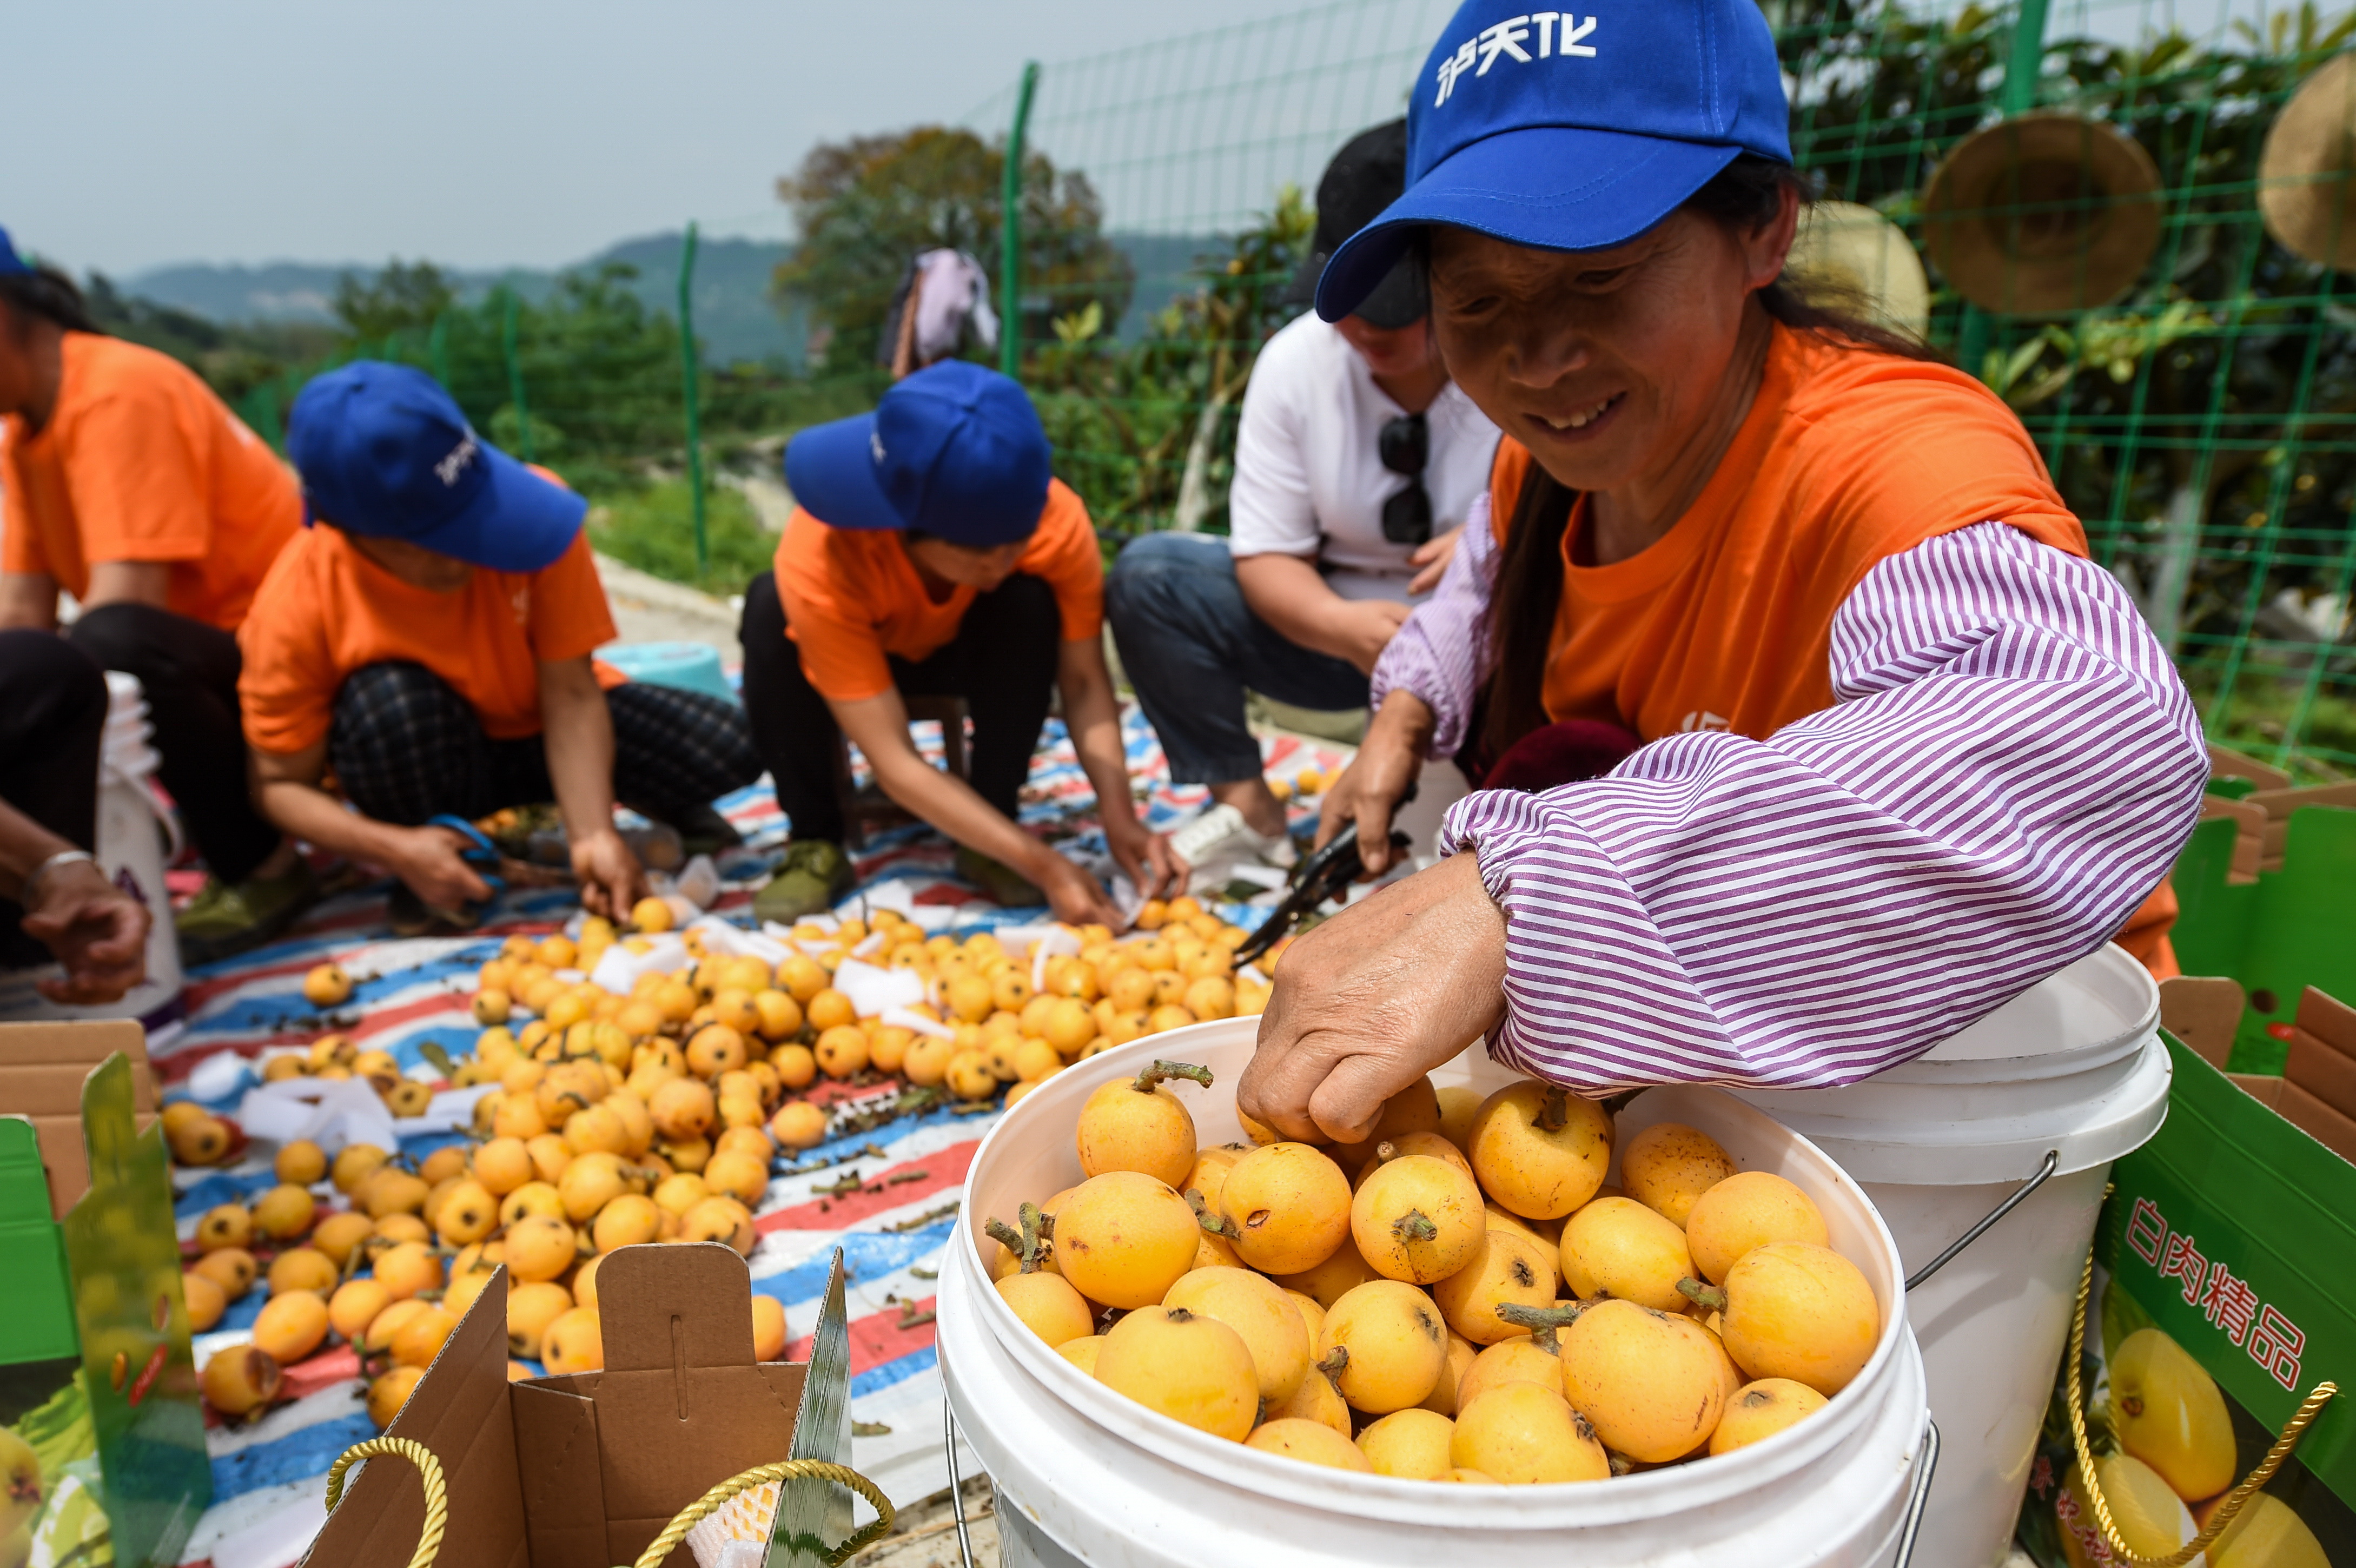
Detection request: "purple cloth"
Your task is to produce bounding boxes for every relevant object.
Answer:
[1431,521,2207,1093]
[1369,488,1495,758]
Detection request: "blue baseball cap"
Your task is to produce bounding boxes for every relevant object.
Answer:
[287,362,587,574]
[1316,1,1792,321]
[0,227,32,276]
[785,360,1050,547]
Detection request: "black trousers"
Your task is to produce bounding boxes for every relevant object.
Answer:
[65,602,283,886]
[0,631,109,968]
[326,662,765,828]
[737,568,1060,845]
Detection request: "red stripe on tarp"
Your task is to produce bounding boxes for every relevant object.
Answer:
[803,1079,903,1110]
[155,991,475,1082]
[755,1142,977,1235]
[786,1294,938,1375]
[282,1343,362,1401]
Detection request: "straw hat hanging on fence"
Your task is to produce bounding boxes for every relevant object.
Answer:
[1919,110,2163,313]
[2261,52,2356,268]
[1782,201,1931,338]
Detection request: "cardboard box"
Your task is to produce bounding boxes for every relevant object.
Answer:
[306,1243,856,1568]
[0,1022,209,1568]
[2157,975,2244,1070]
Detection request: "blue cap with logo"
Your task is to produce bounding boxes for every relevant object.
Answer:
[785,360,1051,547]
[287,362,587,573]
[1316,1,1791,321]
[0,227,33,276]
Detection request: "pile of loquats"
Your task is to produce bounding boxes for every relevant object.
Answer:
[985,1064,1884,1485]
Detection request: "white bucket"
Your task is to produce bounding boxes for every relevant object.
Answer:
[942,1017,1932,1568]
[1731,943,2169,1568]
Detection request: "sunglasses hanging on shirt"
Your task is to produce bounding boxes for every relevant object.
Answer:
[1379,412,1433,546]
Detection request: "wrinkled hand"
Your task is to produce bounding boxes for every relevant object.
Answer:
[24,859,150,1005]
[1040,855,1126,930]
[1105,810,1182,909]
[571,826,646,919]
[1239,853,1507,1143]
[1314,693,1431,876]
[387,824,493,912]
[1406,526,1463,596]
[1330,598,1413,676]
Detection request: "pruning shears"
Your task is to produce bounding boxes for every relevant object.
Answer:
[1234,782,1417,968]
[425,815,509,911]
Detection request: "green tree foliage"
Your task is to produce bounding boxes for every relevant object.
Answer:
[772,126,1134,369]
[332,259,456,340]
[82,275,336,403]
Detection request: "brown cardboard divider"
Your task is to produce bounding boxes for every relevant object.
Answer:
[303,1243,844,1568]
[2158,975,2245,1070]
[0,1019,155,1218]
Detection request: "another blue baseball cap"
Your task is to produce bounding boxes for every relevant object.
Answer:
[785,360,1051,547]
[0,227,32,276]
[1316,1,1792,321]
[287,362,587,574]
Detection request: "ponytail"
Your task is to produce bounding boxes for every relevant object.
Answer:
[0,266,103,337]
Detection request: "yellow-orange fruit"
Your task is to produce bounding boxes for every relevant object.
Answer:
[301,1211,368,1272]
[372,1240,445,1301]
[593,1193,664,1253]
[648,1077,716,1141]
[1245,1418,1373,1471]
[813,1026,869,1079]
[1053,1173,1200,1310]
[181,1269,228,1332]
[191,1247,257,1300]
[275,1139,328,1188]
[468,1136,533,1196]
[805,989,855,1031]
[434,1180,499,1247]
[1270,1234,1382,1309]
[1421,1329,1480,1418]
[945,1050,997,1101]
[769,1101,829,1151]
[444,1268,497,1322]
[704,1149,770,1207]
[542,1307,603,1374]
[1219,1142,1352,1276]
[557,1152,629,1222]
[680,1196,756,1254]
[203,1345,283,1417]
[1557,1298,1727,1462]
[302,963,354,1007]
[1560,1196,1697,1313]
[361,1169,431,1220]
[1715,1242,1881,1396]
[1467,1081,1612,1220]
[1351,1154,1485,1285]
[195,1203,252,1253]
[504,1216,579,1284]
[1055,1336,1104,1376]
[1710,1378,1830,1455]
[506,1280,574,1358]
[1075,1076,1200,1189]
[1619,1121,1738,1228]
[996,1271,1095,1347]
[327,1278,393,1343]
[267,1247,339,1297]
[1431,1228,1557,1344]
[253,1290,330,1363]
[389,1304,460,1369]
[1357,1407,1457,1479]
[1163,1267,1311,1404]
[1684,1171,1829,1286]
[332,1142,390,1194]
[1451,1382,1610,1485]
[1093,1305,1259,1441]
[1267,1366,1352,1437]
[1436,1085,1484,1150]
[366,1365,425,1428]
[1457,1337,1565,1410]
[372,1213,432,1248]
[1317,1280,1448,1414]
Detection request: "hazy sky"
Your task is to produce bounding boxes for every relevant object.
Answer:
[12,0,2251,280]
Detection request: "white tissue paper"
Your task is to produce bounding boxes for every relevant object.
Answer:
[832,958,927,1018]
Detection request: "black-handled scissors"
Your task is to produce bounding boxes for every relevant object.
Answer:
[1234,782,1417,968]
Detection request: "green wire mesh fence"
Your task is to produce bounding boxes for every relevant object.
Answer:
[977,0,2356,777]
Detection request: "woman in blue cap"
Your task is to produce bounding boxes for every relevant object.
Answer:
[1237,1,2208,1139]
[239,362,764,934]
[739,361,1175,925]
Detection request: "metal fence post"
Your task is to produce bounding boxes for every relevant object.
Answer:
[1959,0,2053,381]
[1000,61,1041,382]
[429,311,451,389]
[502,290,534,462]
[679,221,709,577]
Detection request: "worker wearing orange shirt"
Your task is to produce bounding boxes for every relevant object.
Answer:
[0,228,308,961]
[240,363,764,935]
[739,361,1176,925]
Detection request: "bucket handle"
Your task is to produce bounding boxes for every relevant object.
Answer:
[944,1404,979,1568]
[2060,1250,2337,1567]
[1891,1415,1940,1568]
[1905,1149,2058,1292]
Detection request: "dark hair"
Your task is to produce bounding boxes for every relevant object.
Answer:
[0,264,103,337]
[1477,156,1939,759]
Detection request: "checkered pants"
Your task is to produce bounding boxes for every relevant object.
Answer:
[328,661,763,828]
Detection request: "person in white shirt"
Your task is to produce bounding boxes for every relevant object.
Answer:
[1106,121,1500,884]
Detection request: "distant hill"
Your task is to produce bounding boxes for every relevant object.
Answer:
[122,229,1236,367]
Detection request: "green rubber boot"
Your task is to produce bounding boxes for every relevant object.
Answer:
[753,839,854,924]
[176,859,320,965]
[954,846,1048,910]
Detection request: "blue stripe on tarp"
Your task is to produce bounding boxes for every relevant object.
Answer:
[175,1168,282,1217]
[389,1023,486,1074]
[210,1410,377,1500]
[219,1287,268,1332]
[752,1220,958,1303]
[777,1102,982,1173]
[851,1346,937,1399]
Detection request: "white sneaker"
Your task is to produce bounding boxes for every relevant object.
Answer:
[1171,804,1298,894]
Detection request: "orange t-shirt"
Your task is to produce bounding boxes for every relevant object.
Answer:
[1491,325,2089,744]
[772,478,1104,702]
[1,332,301,628]
[238,524,621,754]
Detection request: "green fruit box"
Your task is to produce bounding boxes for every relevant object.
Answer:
[0,1022,210,1568]
[2015,1030,2355,1567]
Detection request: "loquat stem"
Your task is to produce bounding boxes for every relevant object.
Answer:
[1018,1202,1052,1272]
[1495,1301,1585,1353]
[1393,1209,1440,1243]
[1676,1278,1728,1313]
[1136,1060,1215,1093]
[985,1218,1025,1256]
[1186,1188,1239,1238]
[1537,1084,1571,1133]
[1374,1141,1401,1165]
[1316,1346,1349,1378]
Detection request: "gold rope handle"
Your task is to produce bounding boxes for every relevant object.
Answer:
[323,1436,449,1568]
[2063,1252,2338,1567]
[626,1458,898,1568]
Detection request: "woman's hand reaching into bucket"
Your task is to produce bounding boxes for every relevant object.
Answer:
[1238,852,1508,1143]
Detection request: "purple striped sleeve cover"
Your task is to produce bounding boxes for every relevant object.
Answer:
[1438,522,2211,1093]
[1370,490,1494,758]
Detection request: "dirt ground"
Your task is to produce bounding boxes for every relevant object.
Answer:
[848,1478,1000,1566]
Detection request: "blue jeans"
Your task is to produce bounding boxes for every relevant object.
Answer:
[1104,532,1369,785]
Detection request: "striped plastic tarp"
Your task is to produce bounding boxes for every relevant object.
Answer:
[161,706,1347,1568]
